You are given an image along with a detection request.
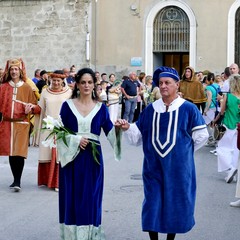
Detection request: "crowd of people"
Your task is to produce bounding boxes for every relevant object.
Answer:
[0,58,239,240]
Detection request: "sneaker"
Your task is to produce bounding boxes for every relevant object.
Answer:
[9,182,21,192]
[214,152,218,156]
[230,200,240,207]
[13,185,21,192]
[226,168,238,183]
[210,149,217,154]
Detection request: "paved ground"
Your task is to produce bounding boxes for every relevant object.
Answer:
[0,135,239,240]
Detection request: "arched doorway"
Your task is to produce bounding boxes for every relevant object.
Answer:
[227,0,240,65]
[235,7,240,65]
[145,0,196,75]
[153,6,190,76]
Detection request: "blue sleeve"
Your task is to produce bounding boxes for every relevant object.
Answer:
[121,80,127,88]
[60,101,78,132]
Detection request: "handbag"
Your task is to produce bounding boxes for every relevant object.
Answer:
[213,114,226,141]
[213,123,226,141]
[213,93,228,141]
[237,123,240,150]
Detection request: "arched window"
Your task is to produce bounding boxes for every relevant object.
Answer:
[153,6,190,52]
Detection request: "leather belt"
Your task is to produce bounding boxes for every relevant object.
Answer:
[2,116,26,122]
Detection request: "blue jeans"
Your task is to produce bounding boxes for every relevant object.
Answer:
[123,98,137,123]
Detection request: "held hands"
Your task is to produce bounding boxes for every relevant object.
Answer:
[80,137,89,150]
[25,103,35,114]
[115,119,130,131]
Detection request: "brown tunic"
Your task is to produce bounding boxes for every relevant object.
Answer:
[179,79,207,103]
[179,66,207,104]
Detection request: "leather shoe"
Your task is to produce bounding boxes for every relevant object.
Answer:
[226,168,238,183]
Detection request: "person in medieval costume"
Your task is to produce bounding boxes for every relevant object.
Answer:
[57,68,121,240]
[115,66,209,240]
[33,70,72,191]
[0,58,40,191]
[179,66,207,113]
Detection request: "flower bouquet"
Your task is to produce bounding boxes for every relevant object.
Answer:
[41,115,100,165]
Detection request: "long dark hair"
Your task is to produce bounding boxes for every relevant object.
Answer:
[207,72,215,83]
[71,67,98,100]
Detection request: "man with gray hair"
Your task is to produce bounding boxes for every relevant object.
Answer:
[222,63,239,93]
[116,66,208,240]
[121,72,140,122]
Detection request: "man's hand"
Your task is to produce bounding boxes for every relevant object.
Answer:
[115,119,130,131]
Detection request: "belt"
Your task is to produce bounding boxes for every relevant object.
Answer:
[3,116,26,122]
[128,95,137,99]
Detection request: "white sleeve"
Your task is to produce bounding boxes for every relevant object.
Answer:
[192,128,209,152]
[107,127,122,162]
[57,134,82,167]
[124,123,142,146]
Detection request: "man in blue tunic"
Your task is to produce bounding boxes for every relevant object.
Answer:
[116,67,209,240]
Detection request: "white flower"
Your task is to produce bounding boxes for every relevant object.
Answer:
[53,116,64,128]
[43,115,55,130]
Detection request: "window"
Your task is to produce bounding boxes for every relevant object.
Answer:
[153,6,190,52]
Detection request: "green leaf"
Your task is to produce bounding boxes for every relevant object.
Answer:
[89,140,100,165]
[62,134,68,147]
[45,131,55,140]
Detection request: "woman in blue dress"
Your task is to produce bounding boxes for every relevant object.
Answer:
[57,68,120,240]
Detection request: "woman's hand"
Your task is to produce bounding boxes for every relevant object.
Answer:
[115,119,130,131]
[80,137,89,150]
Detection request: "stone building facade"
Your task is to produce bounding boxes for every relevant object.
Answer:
[0,0,91,77]
[1,0,240,78]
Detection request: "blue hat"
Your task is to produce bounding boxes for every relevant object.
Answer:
[153,66,180,86]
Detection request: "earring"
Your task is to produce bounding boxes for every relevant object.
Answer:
[92,90,96,98]
[77,89,80,97]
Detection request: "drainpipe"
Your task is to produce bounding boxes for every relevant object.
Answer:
[86,32,90,61]
[94,0,98,71]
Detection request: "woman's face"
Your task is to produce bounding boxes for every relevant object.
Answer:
[77,73,95,96]
[96,85,102,96]
[109,74,115,83]
[51,78,63,90]
[146,78,153,85]
[185,69,192,79]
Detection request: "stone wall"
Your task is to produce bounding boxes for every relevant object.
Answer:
[0,0,91,77]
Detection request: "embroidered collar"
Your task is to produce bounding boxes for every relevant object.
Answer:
[9,80,24,88]
[152,96,185,113]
